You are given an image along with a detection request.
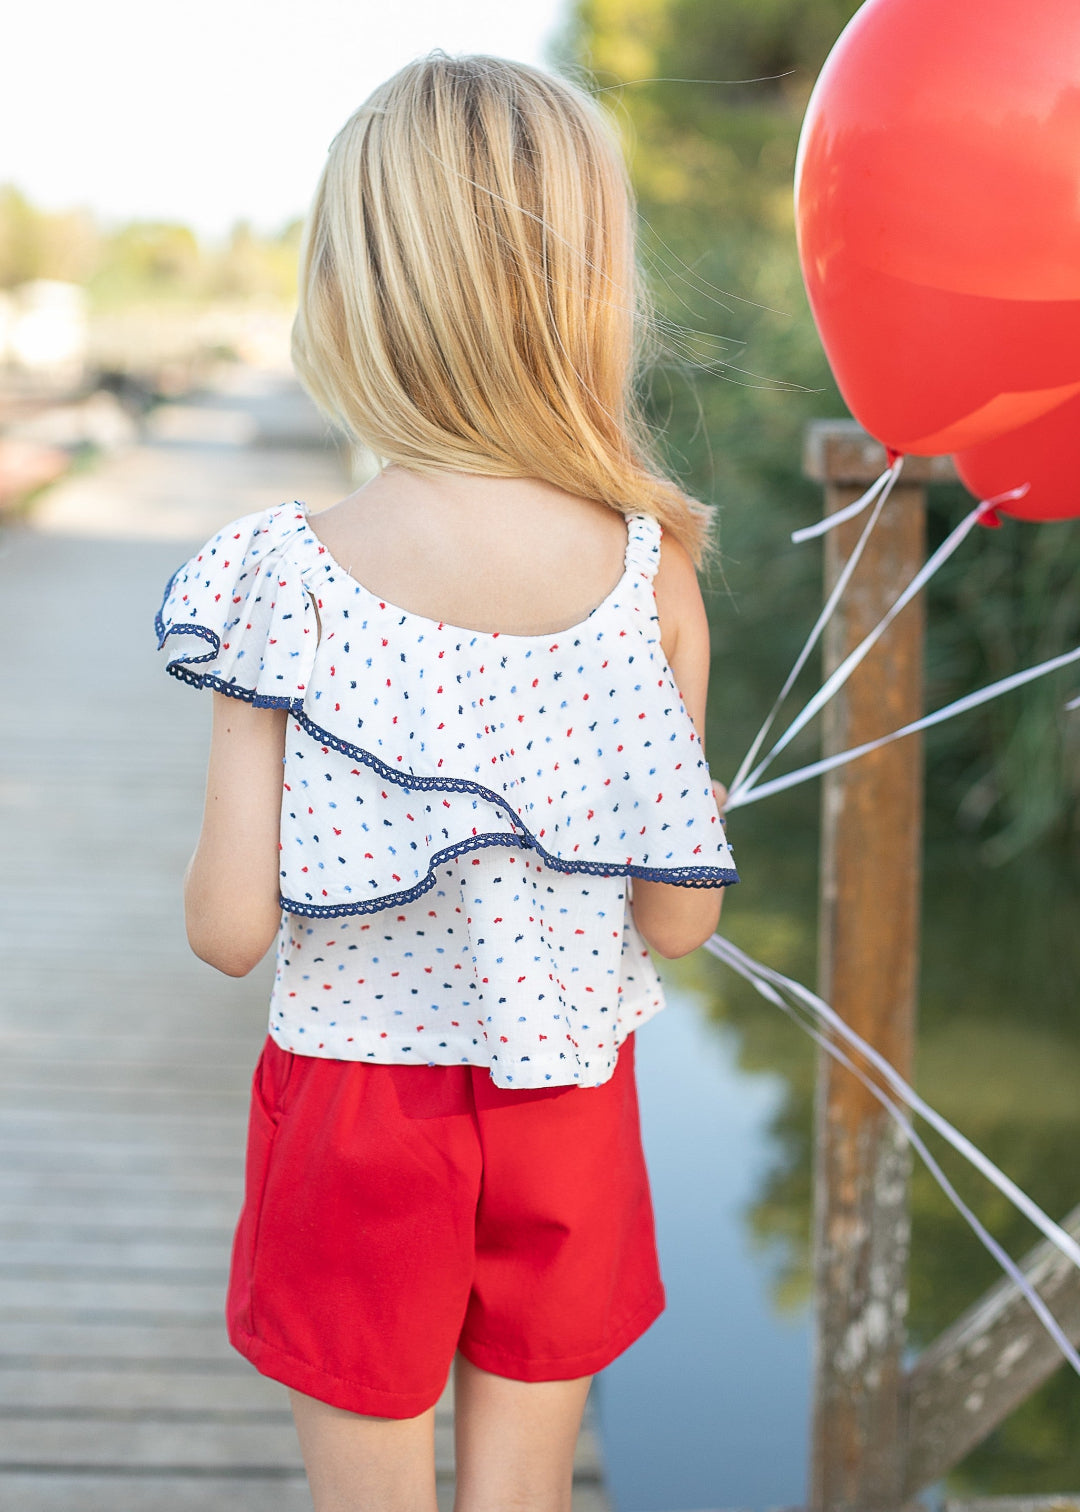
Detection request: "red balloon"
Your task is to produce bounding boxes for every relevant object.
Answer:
[954,392,1080,523]
[795,0,1080,456]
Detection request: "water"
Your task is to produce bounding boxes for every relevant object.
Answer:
[595,971,810,1512]
[592,823,1080,1509]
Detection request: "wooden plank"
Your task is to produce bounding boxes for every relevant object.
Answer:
[0,1239,229,1271]
[0,1033,260,1062]
[0,1418,433,1471]
[0,1278,226,1314]
[0,1091,249,1117]
[903,1203,1080,1492]
[0,1223,234,1247]
[0,1411,601,1479]
[0,1064,253,1093]
[0,1365,454,1423]
[0,1475,317,1512]
[0,1147,241,1175]
[808,445,926,1506]
[0,1110,243,1136]
[0,1320,236,1361]
[0,1199,242,1227]
[0,1169,240,1196]
[944,1501,1080,1512]
[0,1479,594,1512]
[0,1367,296,1413]
[803,419,959,487]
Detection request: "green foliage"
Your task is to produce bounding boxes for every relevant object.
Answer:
[0,186,301,310]
[88,220,203,304]
[0,186,99,288]
[924,497,1080,859]
[88,215,301,309]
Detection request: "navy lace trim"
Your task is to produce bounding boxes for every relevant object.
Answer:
[283,831,738,917]
[165,659,297,706]
[159,620,739,913]
[155,564,229,667]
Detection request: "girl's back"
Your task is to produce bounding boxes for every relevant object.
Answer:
[305,469,636,640]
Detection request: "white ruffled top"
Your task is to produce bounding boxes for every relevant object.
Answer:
[156,501,738,1087]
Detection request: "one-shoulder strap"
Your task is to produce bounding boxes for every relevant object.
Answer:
[624,512,662,582]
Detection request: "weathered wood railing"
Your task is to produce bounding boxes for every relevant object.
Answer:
[803,421,1080,1512]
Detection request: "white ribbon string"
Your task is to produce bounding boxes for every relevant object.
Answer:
[728,461,900,796]
[725,642,1080,809]
[705,934,1080,1274]
[728,493,1022,805]
[712,478,1080,1373]
[790,456,902,544]
[702,934,1080,1378]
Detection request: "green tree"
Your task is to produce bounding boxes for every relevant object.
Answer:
[0,186,99,287]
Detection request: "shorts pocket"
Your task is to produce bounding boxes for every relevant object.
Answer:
[253,1036,303,1124]
[226,1054,283,1343]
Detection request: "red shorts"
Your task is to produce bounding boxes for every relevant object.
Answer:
[226,1033,665,1418]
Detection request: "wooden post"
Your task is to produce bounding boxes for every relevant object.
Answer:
[804,424,954,1510]
[798,425,1080,1508]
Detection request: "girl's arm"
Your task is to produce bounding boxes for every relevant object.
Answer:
[629,533,727,958]
[183,693,288,977]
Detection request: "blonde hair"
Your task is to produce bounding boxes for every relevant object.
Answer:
[292,52,715,566]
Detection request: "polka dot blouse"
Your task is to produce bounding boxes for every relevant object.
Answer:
[156,501,739,1088]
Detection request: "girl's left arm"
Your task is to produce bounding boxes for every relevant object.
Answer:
[183,693,288,977]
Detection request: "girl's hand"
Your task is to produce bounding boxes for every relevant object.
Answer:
[711,778,728,816]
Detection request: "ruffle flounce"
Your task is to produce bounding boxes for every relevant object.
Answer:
[157,504,739,916]
[155,506,318,704]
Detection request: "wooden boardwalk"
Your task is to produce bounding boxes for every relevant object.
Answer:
[0,370,611,1510]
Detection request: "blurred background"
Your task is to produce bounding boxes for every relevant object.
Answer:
[1,2,1078,1510]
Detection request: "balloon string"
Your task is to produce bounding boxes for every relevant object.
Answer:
[728,493,1008,805]
[708,936,1080,1270]
[727,482,1035,806]
[790,455,902,543]
[712,480,1080,1373]
[728,461,900,796]
[702,933,1080,1378]
[725,641,1080,809]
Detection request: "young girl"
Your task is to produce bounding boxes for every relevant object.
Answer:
[155,52,737,1512]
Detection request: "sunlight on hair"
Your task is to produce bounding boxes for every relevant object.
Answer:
[291,52,716,566]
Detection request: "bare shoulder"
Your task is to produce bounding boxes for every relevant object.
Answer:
[653,526,707,663]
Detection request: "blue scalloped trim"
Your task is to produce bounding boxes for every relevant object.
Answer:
[158,620,740,912]
[165,660,297,708]
[155,564,229,669]
[155,561,183,646]
[283,845,739,917]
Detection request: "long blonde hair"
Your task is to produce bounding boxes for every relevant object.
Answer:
[292,52,715,566]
